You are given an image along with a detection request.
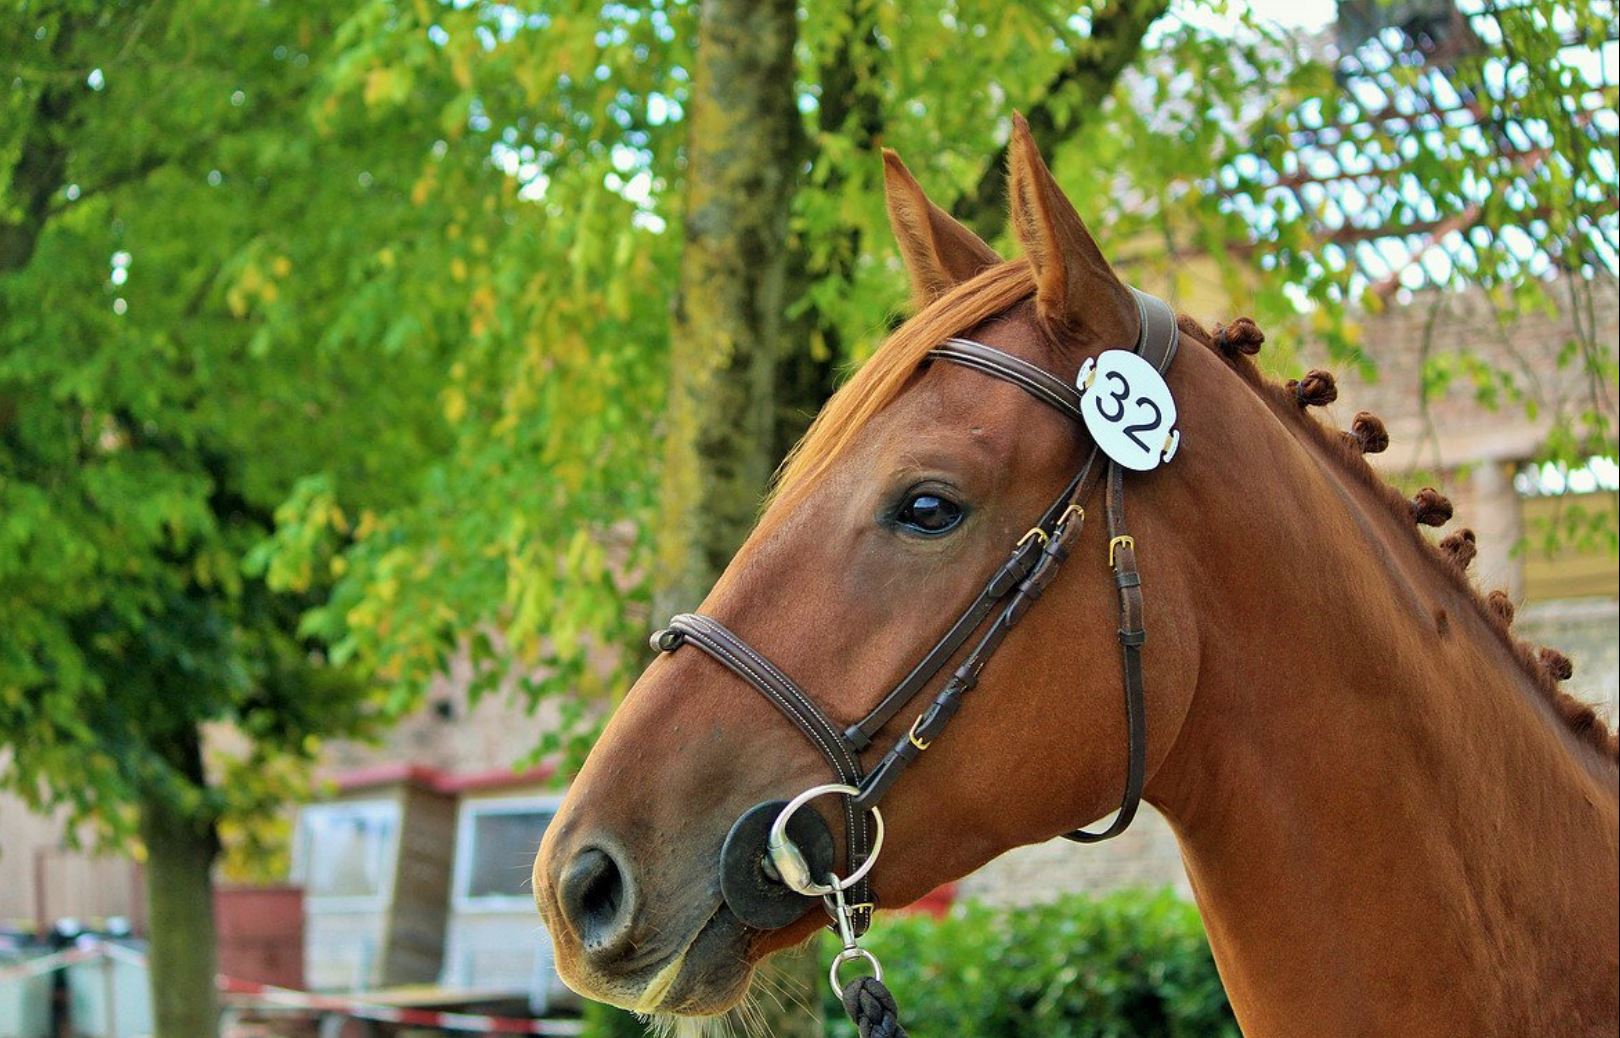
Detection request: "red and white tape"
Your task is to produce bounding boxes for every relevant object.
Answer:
[220,975,584,1035]
[0,943,583,1036]
[0,945,104,980]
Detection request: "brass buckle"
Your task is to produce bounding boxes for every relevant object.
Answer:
[1108,534,1136,566]
[1016,527,1049,549]
[907,715,932,751]
[1057,504,1085,528]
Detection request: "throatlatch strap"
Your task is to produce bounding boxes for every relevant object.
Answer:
[1063,461,1148,843]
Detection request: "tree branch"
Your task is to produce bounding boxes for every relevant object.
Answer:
[950,0,1171,240]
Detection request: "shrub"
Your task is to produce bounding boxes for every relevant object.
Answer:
[821,888,1236,1038]
[581,888,1235,1037]
[580,1000,647,1038]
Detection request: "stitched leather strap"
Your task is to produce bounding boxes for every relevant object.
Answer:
[931,338,1085,423]
[657,614,875,930]
[1062,461,1148,842]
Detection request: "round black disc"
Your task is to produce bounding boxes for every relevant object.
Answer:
[719,799,836,930]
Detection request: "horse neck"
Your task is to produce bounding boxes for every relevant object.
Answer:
[1142,353,1619,1037]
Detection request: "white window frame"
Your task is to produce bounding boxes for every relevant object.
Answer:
[451,794,563,913]
[291,798,401,912]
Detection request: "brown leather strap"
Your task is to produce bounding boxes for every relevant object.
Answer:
[656,614,876,929]
[1131,287,1181,373]
[931,338,1085,423]
[1063,461,1148,842]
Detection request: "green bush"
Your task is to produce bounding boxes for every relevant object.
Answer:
[580,1000,647,1038]
[821,889,1236,1038]
[580,889,1235,1037]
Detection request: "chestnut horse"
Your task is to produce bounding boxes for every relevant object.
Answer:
[534,116,1620,1035]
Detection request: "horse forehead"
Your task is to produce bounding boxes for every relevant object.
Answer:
[890,321,1070,450]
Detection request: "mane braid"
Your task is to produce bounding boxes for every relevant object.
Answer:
[1179,318,1620,762]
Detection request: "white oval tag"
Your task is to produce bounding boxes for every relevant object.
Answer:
[1076,351,1181,472]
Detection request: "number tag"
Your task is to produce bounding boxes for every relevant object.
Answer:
[1076,350,1181,472]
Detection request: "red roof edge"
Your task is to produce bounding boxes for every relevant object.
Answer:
[330,761,557,795]
[435,763,557,793]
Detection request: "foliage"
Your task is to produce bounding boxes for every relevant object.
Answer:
[821,890,1237,1038]
[579,1000,648,1038]
[575,890,1233,1037]
[0,0,476,845]
[3,0,1610,895]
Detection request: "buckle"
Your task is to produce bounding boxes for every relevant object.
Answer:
[1016,527,1049,549]
[1108,535,1136,566]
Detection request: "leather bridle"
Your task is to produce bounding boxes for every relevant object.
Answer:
[651,288,1180,940]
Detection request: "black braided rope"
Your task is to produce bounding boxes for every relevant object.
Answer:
[841,976,907,1038]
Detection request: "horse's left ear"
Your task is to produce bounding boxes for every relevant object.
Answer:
[1006,112,1138,348]
[884,149,1003,308]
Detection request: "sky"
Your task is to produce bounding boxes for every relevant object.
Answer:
[1244,0,1339,30]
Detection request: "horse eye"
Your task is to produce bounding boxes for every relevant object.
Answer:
[896,492,964,535]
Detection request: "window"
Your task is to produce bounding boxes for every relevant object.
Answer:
[454,797,560,908]
[292,800,400,905]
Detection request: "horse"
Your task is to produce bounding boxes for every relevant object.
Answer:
[533,114,1620,1035]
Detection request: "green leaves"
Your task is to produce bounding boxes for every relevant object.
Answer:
[820,890,1239,1038]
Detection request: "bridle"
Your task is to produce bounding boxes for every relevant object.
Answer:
[650,288,1180,997]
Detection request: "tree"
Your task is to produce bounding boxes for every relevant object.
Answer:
[651,2,829,1031]
[285,0,1615,762]
[0,2,483,1030]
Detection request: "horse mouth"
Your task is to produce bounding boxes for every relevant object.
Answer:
[638,903,758,1016]
[564,901,757,1017]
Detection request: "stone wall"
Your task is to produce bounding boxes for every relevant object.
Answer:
[958,806,1190,908]
[1518,597,1620,729]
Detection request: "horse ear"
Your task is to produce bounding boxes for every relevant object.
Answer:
[1005,112,1137,347]
[883,149,1002,308]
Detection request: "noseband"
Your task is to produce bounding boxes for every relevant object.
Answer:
[651,289,1180,952]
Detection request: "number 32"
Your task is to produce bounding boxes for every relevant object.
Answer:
[1077,351,1181,471]
[1094,371,1165,452]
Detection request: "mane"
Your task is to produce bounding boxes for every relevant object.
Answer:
[764,260,1039,530]
[1180,317,1620,763]
[763,262,1617,763]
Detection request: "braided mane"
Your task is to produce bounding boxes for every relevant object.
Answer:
[1180,316,1620,762]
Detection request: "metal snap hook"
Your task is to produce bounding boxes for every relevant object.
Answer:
[824,880,885,996]
[766,783,885,898]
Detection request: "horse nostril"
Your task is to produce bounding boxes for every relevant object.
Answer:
[559,846,635,956]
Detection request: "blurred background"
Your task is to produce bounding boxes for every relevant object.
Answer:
[1,0,1615,1035]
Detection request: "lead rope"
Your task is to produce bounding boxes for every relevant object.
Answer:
[826,882,908,1037]
[843,977,906,1038]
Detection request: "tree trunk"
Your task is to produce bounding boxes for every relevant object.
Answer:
[652,0,804,616]
[651,1,822,1033]
[140,796,220,1038]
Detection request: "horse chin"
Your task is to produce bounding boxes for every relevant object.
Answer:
[646,905,761,1016]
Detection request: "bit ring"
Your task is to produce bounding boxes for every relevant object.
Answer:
[766,783,885,897]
